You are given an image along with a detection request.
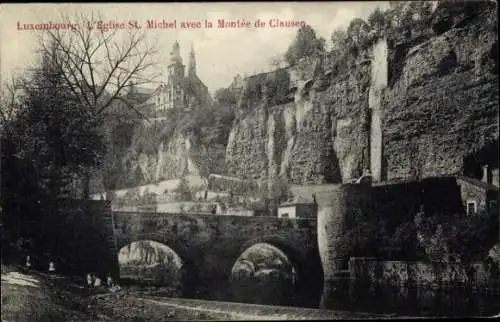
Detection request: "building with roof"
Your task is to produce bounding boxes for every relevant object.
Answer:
[149,41,210,112]
[457,166,499,216]
[277,195,318,219]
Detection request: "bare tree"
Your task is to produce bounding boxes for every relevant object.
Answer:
[33,12,161,197]
[0,76,26,137]
[36,12,160,117]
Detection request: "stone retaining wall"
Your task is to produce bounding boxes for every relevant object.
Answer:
[349,258,500,288]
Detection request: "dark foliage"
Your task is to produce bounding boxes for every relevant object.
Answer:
[263,69,292,106]
[285,25,326,65]
[337,203,498,263]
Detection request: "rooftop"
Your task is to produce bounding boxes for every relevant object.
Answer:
[457,175,499,191]
[280,195,316,207]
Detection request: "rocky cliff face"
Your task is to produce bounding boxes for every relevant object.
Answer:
[122,129,226,186]
[226,7,498,187]
[226,51,372,187]
[89,119,227,193]
[382,9,498,180]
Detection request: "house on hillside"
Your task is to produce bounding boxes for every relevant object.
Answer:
[277,196,318,219]
[148,41,210,112]
[457,166,499,215]
[107,81,155,114]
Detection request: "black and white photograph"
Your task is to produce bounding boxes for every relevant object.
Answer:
[1,1,499,320]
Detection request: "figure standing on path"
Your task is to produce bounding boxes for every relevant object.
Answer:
[94,274,102,287]
[25,255,31,270]
[87,273,94,288]
[48,260,56,274]
[107,274,114,288]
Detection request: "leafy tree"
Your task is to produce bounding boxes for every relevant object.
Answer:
[368,7,388,38]
[347,18,371,50]
[214,88,238,107]
[336,212,387,259]
[285,25,326,65]
[174,177,193,201]
[408,1,434,24]
[0,45,109,260]
[384,221,418,260]
[330,29,348,52]
[414,210,498,263]
[4,44,105,202]
[203,88,236,146]
[263,69,291,106]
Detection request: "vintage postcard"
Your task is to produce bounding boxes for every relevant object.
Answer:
[1,1,499,320]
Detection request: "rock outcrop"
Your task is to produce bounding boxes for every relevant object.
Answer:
[90,118,227,193]
[122,130,226,186]
[382,9,498,180]
[226,52,373,187]
[226,6,498,187]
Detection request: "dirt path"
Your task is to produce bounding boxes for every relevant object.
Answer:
[89,292,406,321]
[138,296,404,320]
[1,265,430,321]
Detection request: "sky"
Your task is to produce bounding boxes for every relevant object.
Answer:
[0,2,389,94]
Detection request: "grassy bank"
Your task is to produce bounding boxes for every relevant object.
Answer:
[1,265,98,321]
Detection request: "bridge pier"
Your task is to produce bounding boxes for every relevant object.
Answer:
[180,257,234,301]
[316,183,372,309]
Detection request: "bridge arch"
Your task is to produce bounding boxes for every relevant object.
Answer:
[118,240,183,287]
[231,242,296,305]
[239,236,307,267]
[115,233,200,297]
[233,235,323,307]
[111,211,320,302]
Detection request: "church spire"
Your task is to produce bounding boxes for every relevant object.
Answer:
[188,43,196,77]
[169,40,182,65]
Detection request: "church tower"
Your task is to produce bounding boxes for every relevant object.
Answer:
[168,41,185,81]
[166,41,186,109]
[188,44,196,77]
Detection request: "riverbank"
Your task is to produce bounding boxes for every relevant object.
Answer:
[0,264,455,320]
[1,265,98,321]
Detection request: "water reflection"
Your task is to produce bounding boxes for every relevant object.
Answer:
[230,243,298,306]
[117,241,500,316]
[325,281,500,317]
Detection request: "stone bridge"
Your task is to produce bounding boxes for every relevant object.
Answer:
[112,211,323,302]
[42,180,472,307]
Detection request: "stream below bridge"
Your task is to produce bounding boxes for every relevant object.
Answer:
[120,279,500,318]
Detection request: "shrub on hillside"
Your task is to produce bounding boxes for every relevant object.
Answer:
[285,25,326,66]
[173,177,193,201]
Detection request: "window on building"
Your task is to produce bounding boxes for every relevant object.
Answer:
[281,213,289,218]
[466,200,477,215]
[489,200,498,212]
